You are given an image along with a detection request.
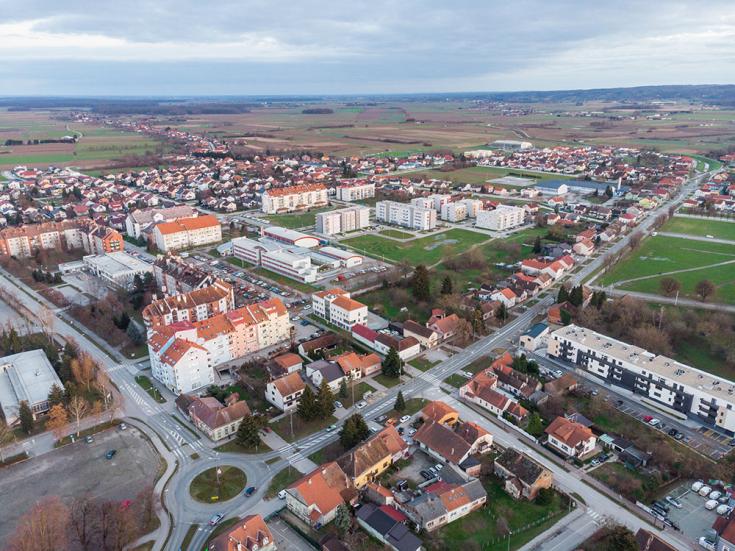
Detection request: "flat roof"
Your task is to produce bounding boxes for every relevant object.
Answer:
[553,324,735,400]
[264,226,319,243]
[319,246,362,260]
[84,251,152,275]
[0,349,62,423]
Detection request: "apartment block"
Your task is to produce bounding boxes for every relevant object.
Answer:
[261,183,328,214]
[142,280,234,327]
[315,205,371,235]
[336,181,375,201]
[125,205,197,239]
[440,202,468,222]
[376,200,437,231]
[153,214,222,252]
[312,287,368,330]
[476,205,525,231]
[0,218,124,258]
[548,324,735,434]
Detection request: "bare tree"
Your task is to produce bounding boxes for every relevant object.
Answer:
[71,354,97,392]
[68,396,89,437]
[7,497,71,551]
[69,495,98,551]
[659,277,681,297]
[46,404,69,440]
[695,280,716,302]
[628,232,643,250]
[0,419,15,462]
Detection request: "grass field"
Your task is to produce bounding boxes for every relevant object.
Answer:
[662,217,735,241]
[406,166,573,186]
[265,466,302,498]
[599,236,735,304]
[379,229,414,239]
[189,466,246,503]
[342,228,490,265]
[265,207,332,229]
[270,413,337,442]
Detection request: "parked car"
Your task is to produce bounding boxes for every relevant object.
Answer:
[665,495,682,508]
[399,415,411,424]
[334,401,343,409]
[699,537,716,551]
[653,500,669,512]
[105,449,117,460]
[356,401,367,410]
[642,415,653,422]
[419,470,433,480]
[710,491,722,500]
[717,504,732,516]
[119,423,127,431]
[434,464,443,471]
[648,418,661,427]
[408,428,417,436]
[705,500,719,510]
[674,432,684,441]
[699,486,713,497]
[667,428,677,437]
[209,513,224,526]
[85,435,94,444]
[278,490,287,500]
[692,481,704,492]
[244,486,256,497]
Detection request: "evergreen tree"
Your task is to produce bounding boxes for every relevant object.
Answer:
[411,265,431,302]
[495,302,508,322]
[532,235,542,254]
[440,276,453,295]
[340,414,370,449]
[18,401,34,434]
[127,322,144,345]
[557,285,569,304]
[605,185,614,199]
[47,384,67,407]
[560,309,572,326]
[394,390,406,412]
[526,412,544,437]
[382,348,402,378]
[339,379,348,399]
[334,504,352,534]
[297,385,318,421]
[236,415,263,450]
[569,285,584,307]
[316,379,336,417]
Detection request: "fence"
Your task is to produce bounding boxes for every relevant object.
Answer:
[478,508,568,550]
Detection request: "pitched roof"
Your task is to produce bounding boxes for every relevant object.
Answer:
[430,313,460,335]
[272,372,305,397]
[209,514,273,551]
[402,320,436,339]
[287,462,353,517]
[331,295,367,312]
[155,214,220,235]
[273,352,303,370]
[265,183,326,197]
[413,420,475,464]
[420,400,458,423]
[335,352,380,375]
[545,416,595,447]
[495,448,549,486]
[187,396,251,430]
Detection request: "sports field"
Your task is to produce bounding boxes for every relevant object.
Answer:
[342,228,490,265]
[599,236,735,303]
[661,217,735,241]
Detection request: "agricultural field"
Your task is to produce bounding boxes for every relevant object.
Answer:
[661,216,735,241]
[0,110,165,170]
[599,235,735,304]
[404,166,572,186]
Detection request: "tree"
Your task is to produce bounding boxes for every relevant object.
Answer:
[526,412,544,437]
[126,322,144,345]
[605,185,614,199]
[628,232,643,250]
[495,302,508,322]
[695,279,716,302]
[68,395,89,437]
[394,390,406,412]
[560,309,572,326]
[382,348,402,378]
[535,487,554,506]
[19,400,34,435]
[532,235,542,254]
[316,379,336,418]
[440,276,453,295]
[236,415,263,450]
[411,265,431,302]
[568,285,584,307]
[604,524,638,551]
[46,404,69,440]
[339,379,348,399]
[0,420,15,462]
[47,383,67,407]
[71,354,96,392]
[340,414,370,449]
[557,285,569,304]
[659,277,681,297]
[297,385,318,421]
[334,504,351,534]
[69,495,96,551]
[8,496,71,551]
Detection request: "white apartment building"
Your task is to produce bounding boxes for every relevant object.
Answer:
[336,182,375,201]
[476,205,525,231]
[153,215,222,252]
[376,201,437,231]
[461,198,484,218]
[312,288,368,330]
[261,184,329,214]
[549,324,735,434]
[315,205,370,235]
[265,372,305,411]
[232,237,318,283]
[429,194,452,212]
[440,202,468,222]
[149,327,213,395]
[125,206,197,239]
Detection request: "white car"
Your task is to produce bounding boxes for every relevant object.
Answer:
[356,401,367,410]
[699,537,716,551]
[699,486,712,497]
[705,499,719,510]
[717,504,732,516]
[278,490,287,500]
[710,490,722,500]
[665,495,682,509]
[692,481,704,492]
[399,415,411,424]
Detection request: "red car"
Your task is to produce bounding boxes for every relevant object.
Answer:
[642,415,653,422]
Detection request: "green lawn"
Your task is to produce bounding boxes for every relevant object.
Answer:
[342,228,490,265]
[379,229,414,239]
[214,439,271,454]
[391,397,428,417]
[265,207,332,229]
[409,357,439,372]
[426,478,568,551]
[662,217,735,241]
[590,462,657,503]
[444,374,468,388]
[135,375,166,403]
[673,336,734,380]
[406,166,573,187]
[265,466,303,498]
[599,236,735,304]
[189,466,247,503]
[270,413,337,442]
[373,373,402,388]
[338,381,377,408]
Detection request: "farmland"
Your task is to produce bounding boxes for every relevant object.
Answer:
[0,110,164,170]
[599,235,735,304]
[404,166,572,186]
[661,216,735,241]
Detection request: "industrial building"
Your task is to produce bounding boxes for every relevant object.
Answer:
[82,251,154,289]
[261,226,320,248]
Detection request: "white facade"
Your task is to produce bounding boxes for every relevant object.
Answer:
[150,332,213,395]
[376,201,436,231]
[261,185,328,214]
[232,237,318,283]
[153,218,222,253]
[440,202,468,222]
[476,205,525,231]
[461,199,484,218]
[336,182,375,201]
[82,252,154,289]
[315,206,370,235]
[312,288,368,330]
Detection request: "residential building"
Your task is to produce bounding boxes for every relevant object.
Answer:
[459,369,510,417]
[544,416,596,458]
[402,320,439,349]
[0,349,63,425]
[375,201,437,231]
[125,205,197,239]
[402,476,487,532]
[336,425,408,489]
[178,394,251,442]
[153,255,215,296]
[548,324,735,434]
[351,325,421,361]
[336,181,375,202]
[82,251,154,290]
[266,372,306,411]
[262,184,328,214]
[153,214,222,252]
[712,514,735,551]
[461,198,484,218]
[427,313,460,341]
[493,448,553,500]
[440,202,467,222]
[476,205,525,231]
[519,323,549,351]
[312,288,368,330]
[420,400,459,426]
[86,225,125,255]
[142,280,234,327]
[209,514,276,551]
[0,218,123,258]
[316,206,370,235]
[356,504,422,551]
[413,420,493,474]
[306,360,347,392]
[335,351,382,378]
[572,238,595,256]
[285,462,356,527]
[270,353,303,377]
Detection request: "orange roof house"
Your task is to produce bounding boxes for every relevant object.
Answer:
[285,462,357,527]
[209,514,275,551]
[420,400,459,426]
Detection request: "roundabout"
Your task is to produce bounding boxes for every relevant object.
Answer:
[189,465,247,503]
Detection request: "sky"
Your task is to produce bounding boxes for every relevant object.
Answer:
[1,0,734,96]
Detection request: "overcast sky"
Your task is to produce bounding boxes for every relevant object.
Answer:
[1,0,734,96]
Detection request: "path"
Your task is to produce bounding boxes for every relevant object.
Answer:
[605,258,735,287]
[592,288,735,313]
[673,213,735,223]
[657,231,735,246]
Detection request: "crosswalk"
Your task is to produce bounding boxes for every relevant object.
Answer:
[586,509,604,524]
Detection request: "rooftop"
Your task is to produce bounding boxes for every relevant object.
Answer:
[0,349,62,424]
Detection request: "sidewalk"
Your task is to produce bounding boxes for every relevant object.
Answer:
[261,428,318,474]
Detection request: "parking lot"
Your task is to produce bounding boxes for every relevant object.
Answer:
[0,426,161,542]
[389,450,439,487]
[662,481,723,542]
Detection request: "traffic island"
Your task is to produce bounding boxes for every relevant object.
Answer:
[189,466,246,503]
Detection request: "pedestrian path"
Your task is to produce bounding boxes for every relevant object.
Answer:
[262,428,318,474]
